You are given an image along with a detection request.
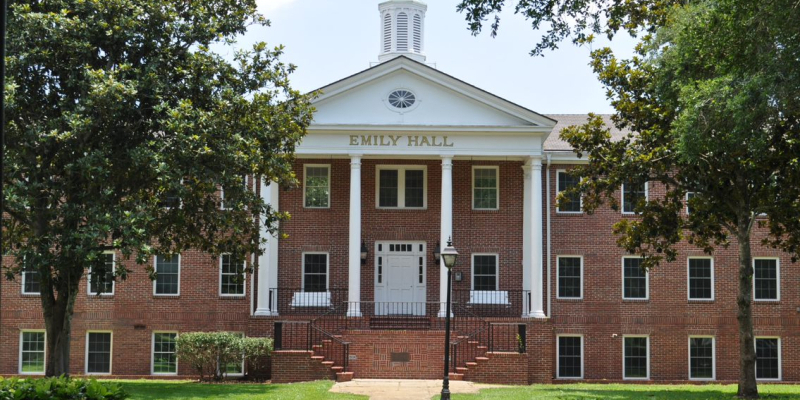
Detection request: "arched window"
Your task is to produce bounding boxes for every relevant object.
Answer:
[396,13,408,52]
[413,14,422,53]
[383,13,392,52]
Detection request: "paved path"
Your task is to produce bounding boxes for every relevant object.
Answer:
[330,379,502,400]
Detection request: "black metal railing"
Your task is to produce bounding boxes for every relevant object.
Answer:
[452,289,531,318]
[268,288,348,315]
[488,323,527,353]
[273,320,351,373]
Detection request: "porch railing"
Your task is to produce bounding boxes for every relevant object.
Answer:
[452,289,531,318]
[273,320,351,373]
[268,288,348,315]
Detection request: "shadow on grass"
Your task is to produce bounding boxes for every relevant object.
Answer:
[122,381,275,400]
[446,385,800,400]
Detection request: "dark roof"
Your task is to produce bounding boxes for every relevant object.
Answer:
[543,114,631,151]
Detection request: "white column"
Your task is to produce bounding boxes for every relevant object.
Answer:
[528,157,547,318]
[439,156,453,318]
[521,164,532,317]
[255,178,280,316]
[347,155,363,317]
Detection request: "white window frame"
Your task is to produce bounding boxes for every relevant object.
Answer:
[556,170,583,213]
[471,253,499,291]
[151,331,179,375]
[686,192,695,214]
[85,331,113,375]
[87,251,116,296]
[303,164,331,209]
[752,257,780,302]
[375,165,427,209]
[472,166,499,210]
[755,337,781,381]
[556,256,584,300]
[302,252,330,292]
[687,257,714,301]
[622,335,650,380]
[556,334,584,379]
[162,178,183,209]
[622,256,649,300]
[688,336,715,381]
[153,254,181,297]
[222,332,246,377]
[21,258,40,296]
[221,175,250,211]
[19,330,46,375]
[219,253,246,297]
[621,182,648,215]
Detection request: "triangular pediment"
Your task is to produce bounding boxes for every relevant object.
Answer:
[310,56,555,129]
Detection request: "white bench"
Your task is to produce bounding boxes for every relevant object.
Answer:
[468,290,510,305]
[290,291,332,307]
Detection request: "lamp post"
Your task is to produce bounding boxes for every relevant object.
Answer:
[440,238,458,400]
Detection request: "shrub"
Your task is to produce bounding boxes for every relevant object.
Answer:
[0,376,128,400]
[175,332,273,381]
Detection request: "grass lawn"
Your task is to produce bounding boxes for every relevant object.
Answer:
[439,383,800,399]
[118,380,367,400]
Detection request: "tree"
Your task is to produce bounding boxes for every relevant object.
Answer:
[3,0,313,376]
[458,0,799,398]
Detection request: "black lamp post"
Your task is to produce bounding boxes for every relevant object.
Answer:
[440,238,458,400]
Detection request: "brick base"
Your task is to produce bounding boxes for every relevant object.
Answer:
[463,352,529,385]
[271,350,336,383]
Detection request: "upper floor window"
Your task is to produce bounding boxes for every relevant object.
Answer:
[377,166,426,209]
[221,175,249,210]
[622,181,647,214]
[472,254,498,291]
[304,165,330,208]
[220,254,245,297]
[557,170,582,213]
[622,257,648,300]
[21,259,40,295]
[472,167,498,210]
[753,258,779,301]
[688,257,713,300]
[303,253,328,292]
[154,254,180,296]
[88,252,115,296]
[686,192,696,214]
[557,256,582,299]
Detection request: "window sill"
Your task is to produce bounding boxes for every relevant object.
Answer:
[153,295,181,299]
[376,207,428,211]
[556,297,583,302]
[220,295,246,300]
[688,299,714,303]
[556,211,583,215]
[472,208,500,212]
[21,293,41,297]
[621,298,649,303]
[753,300,781,304]
[87,294,115,299]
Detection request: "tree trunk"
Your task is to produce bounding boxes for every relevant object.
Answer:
[736,219,758,399]
[42,280,80,377]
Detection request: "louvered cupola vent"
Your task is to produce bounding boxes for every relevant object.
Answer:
[378,0,427,63]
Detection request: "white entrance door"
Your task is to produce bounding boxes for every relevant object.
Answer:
[375,242,426,316]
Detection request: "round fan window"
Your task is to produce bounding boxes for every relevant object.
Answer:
[388,90,416,109]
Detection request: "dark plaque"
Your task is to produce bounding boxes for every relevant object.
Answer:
[390,352,411,362]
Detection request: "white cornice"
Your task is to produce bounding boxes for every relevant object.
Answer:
[308,124,551,135]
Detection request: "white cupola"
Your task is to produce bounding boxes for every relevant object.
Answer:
[378,0,427,63]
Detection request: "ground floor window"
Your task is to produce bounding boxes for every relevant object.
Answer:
[623,336,649,379]
[557,336,583,378]
[20,331,46,374]
[689,337,714,380]
[152,332,178,374]
[86,332,112,374]
[755,338,780,380]
[224,333,245,376]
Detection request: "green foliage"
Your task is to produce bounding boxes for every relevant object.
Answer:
[175,332,273,381]
[0,376,128,400]
[3,0,312,375]
[435,383,800,399]
[118,380,367,400]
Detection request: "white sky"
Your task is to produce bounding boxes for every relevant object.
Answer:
[242,0,638,114]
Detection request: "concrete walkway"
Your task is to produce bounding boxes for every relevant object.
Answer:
[330,379,502,400]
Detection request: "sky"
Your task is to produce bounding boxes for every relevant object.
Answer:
[239,0,639,114]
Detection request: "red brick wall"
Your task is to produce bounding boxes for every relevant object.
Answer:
[464,352,529,385]
[342,330,445,379]
[271,350,335,383]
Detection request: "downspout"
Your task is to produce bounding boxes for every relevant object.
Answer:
[545,153,552,318]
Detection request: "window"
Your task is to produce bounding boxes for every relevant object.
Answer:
[623,336,649,379]
[221,175,249,210]
[557,256,582,299]
[21,259,40,295]
[623,257,648,300]
[377,166,426,208]
[303,253,328,292]
[557,336,583,379]
[88,252,115,295]
[557,170,582,213]
[622,181,647,214]
[19,331,46,374]
[86,332,112,374]
[688,258,713,300]
[689,336,715,380]
[304,165,330,208]
[224,333,245,376]
[753,258,779,301]
[473,167,499,210]
[472,254,498,291]
[152,332,178,374]
[755,338,780,380]
[220,254,245,297]
[686,192,695,214]
[154,254,180,296]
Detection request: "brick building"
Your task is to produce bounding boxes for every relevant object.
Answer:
[1,0,797,384]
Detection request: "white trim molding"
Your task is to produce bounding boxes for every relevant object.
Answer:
[153,254,181,297]
[87,251,116,296]
[688,335,715,381]
[303,164,331,209]
[687,257,714,301]
[622,335,650,380]
[471,166,500,210]
[85,330,113,375]
[752,257,780,302]
[622,256,649,301]
[555,169,582,214]
[556,334,584,379]
[375,164,428,209]
[556,255,583,300]
[219,254,246,298]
